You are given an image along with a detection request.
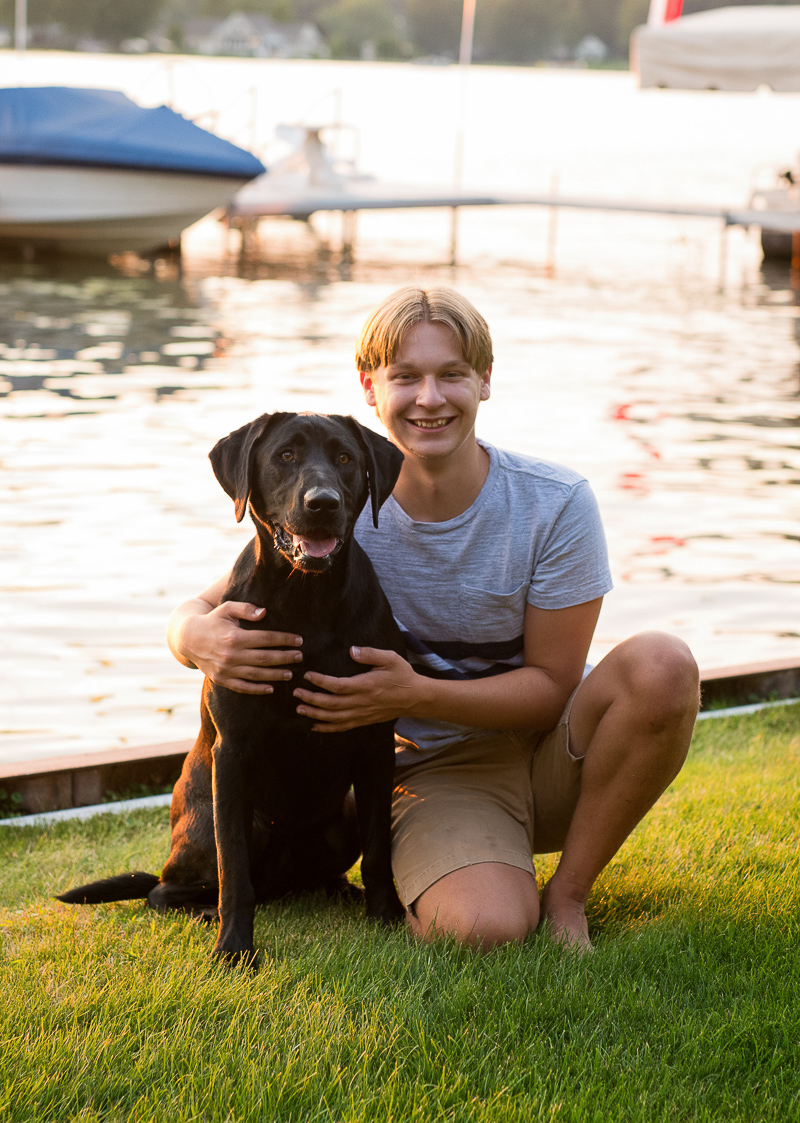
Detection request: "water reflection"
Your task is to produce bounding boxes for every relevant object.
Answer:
[0,260,226,417]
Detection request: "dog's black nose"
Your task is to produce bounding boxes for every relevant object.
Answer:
[303,487,341,513]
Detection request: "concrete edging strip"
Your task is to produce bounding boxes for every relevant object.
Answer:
[1,792,173,827]
[695,697,800,721]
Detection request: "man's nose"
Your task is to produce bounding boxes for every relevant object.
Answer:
[416,375,446,408]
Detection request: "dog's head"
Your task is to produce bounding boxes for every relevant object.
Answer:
[209,412,404,574]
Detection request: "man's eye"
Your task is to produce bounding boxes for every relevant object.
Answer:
[280,449,294,462]
[337,452,350,464]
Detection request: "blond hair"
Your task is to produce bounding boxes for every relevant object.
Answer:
[356,286,493,373]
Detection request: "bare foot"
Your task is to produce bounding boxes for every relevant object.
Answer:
[539,882,593,953]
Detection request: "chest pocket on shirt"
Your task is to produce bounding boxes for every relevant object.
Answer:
[459,581,529,648]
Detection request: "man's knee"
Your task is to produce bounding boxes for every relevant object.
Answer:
[620,633,696,718]
[572,632,699,758]
[611,631,700,725]
[410,864,539,950]
[413,901,535,950]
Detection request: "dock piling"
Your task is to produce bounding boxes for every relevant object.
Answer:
[718,220,729,291]
[545,173,560,277]
[341,209,357,260]
[449,206,460,266]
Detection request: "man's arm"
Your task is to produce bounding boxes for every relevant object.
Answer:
[167,574,230,669]
[167,573,304,694]
[293,598,603,733]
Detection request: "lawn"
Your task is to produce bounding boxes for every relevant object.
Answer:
[1,706,798,1122]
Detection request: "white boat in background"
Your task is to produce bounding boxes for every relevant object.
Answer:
[0,163,269,256]
[0,87,266,256]
[632,6,800,92]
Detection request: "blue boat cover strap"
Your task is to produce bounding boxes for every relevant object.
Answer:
[0,87,265,178]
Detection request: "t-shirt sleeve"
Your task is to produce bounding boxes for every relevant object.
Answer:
[527,479,613,610]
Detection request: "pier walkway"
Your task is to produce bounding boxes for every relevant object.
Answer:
[227,179,800,269]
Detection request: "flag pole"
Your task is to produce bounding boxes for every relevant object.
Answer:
[15,0,27,50]
[459,0,477,66]
[452,0,477,264]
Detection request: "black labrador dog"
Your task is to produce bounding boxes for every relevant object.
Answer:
[58,412,406,966]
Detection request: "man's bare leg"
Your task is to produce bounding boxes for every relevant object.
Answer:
[540,631,700,950]
[402,632,698,953]
[407,863,540,950]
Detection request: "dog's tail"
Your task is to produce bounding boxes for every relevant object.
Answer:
[56,871,160,904]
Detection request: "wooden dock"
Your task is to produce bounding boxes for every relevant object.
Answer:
[229,181,800,233]
[226,178,800,270]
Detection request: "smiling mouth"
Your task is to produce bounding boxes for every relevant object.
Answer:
[272,526,343,566]
[408,418,453,429]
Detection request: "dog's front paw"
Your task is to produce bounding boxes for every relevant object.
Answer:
[211,945,260,972]
[365,891,406,927]
[325,876,365,904]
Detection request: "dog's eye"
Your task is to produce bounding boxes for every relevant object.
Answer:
[337,452,350,464]
[280,449,294,462]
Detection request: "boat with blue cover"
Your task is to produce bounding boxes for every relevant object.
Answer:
[0,86,266,256]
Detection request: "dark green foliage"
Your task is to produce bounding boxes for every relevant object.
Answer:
[406,0,462,58]
[0,788,24,819]
[317,0,397,59]
[2,0,162,43]
[475,0,583,65]
[2,0,799,61]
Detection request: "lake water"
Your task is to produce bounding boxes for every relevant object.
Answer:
[2,52,800,764]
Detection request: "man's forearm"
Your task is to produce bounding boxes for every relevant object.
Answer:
[408,664,577,733]
[166,598,216,668]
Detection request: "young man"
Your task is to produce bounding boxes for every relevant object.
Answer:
[168,286,699,952]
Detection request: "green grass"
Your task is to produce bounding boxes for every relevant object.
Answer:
[1,706,798,1122]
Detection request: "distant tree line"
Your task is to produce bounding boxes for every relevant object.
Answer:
[1,0,163,46]
[1,0,797,62]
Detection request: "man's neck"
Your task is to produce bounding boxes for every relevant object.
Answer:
[392,441,490,523]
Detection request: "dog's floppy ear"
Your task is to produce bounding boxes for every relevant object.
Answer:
[341,417,404,527]
[209,413,287,523]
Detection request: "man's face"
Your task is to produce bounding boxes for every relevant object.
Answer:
[359,321,491,463]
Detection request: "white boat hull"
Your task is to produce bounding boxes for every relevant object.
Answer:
[0,164,250,255]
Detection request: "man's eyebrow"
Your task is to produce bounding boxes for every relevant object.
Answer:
[389,358,470,370]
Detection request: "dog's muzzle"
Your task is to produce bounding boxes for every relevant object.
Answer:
[272,525,344,571]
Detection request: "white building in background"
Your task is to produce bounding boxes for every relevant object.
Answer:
[184,12,329,59]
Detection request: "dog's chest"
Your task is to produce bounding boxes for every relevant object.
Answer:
[210,613,360,732]
[241,612,359,679]
[205,669,362,824]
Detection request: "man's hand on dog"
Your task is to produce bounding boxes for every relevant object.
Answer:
[294,648,419,732]
[180,600,303,695]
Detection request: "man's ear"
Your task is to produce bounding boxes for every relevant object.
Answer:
[209,413,288,522]
[359,370,377,407]
[340,416,404,527]
[480,365,492,401]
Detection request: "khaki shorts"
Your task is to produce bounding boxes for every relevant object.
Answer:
[391,689,582,907]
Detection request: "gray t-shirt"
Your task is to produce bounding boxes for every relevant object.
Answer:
[354,441,613,759]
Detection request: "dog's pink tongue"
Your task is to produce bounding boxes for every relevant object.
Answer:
[293,534,338,558]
